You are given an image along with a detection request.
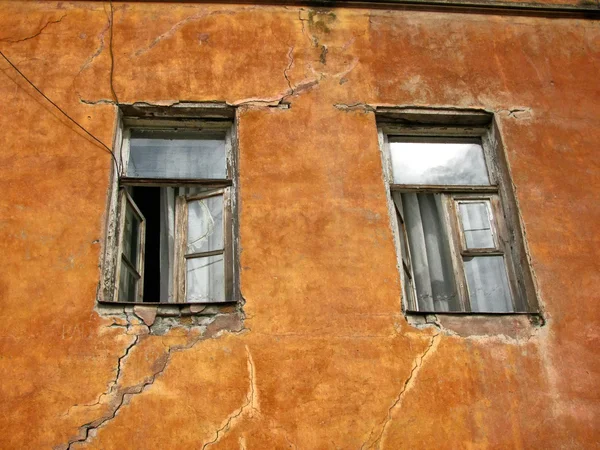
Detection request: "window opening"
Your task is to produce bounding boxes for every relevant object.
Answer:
[105,119,236,304]
[380,124,537,314]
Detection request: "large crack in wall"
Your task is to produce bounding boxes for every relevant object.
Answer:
[57,311,246,450]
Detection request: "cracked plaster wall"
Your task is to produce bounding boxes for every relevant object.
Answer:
[0,1,598,448]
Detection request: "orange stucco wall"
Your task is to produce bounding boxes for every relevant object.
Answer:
[0,1,599,448]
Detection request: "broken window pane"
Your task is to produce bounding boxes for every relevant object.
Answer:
[187,195,224,254]
[402,193,460,311]
[464,256,513,312]
[390,142,490,185]
[128,130,227,179]
[186,255,225,303]
[458,201,495,249]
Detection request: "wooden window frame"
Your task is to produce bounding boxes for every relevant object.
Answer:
[173,187,233,303]
[100,114,239,305]
[378,112,539,314]
[114,189,146,303]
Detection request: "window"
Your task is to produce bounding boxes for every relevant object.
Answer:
[103,113,237,304]
[379,110,537,314]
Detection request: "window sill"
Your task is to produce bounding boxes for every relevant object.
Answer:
[406,311,544,339]
[97,300,238,319]
[405,310,540,316]
[98,300,237,306]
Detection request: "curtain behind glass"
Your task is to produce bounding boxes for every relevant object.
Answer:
[158,187,222,303]
[401,193,460,311]
[159,187,176,302]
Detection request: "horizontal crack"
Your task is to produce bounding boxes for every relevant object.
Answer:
[79,97,116,105]
[334,102,375,112]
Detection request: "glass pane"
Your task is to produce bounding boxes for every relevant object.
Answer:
[127,130,226,179]
[186,255,225,303]
[458,201,495,249]
[122,200,140,267]
[187,195,224,254]
[402,193,461,311]
[390,142,490,185]
[464,256,513,312]
[119,263,139,302]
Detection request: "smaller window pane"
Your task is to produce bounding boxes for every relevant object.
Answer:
[187,195,224,254]
[464,256,513,312]
[186,255,225,303]
[119,263,139,302]
[390,142,490,185]
[458,201,495,249]
[123,201,141,267]
[127,130,226,179]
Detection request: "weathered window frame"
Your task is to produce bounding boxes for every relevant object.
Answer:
[377,108,539,314]
[100,104,239,305]
[114,189,147,303]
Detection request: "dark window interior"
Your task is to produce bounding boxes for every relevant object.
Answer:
[131,186,161,302]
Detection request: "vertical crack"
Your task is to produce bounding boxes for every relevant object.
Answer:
[108,0,119,104]
[283,46,294,93]
[61,333,138,419]
[202,345,257,449]
[360,332,442,450]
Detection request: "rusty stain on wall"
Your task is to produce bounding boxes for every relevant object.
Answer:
[0,1,599,448]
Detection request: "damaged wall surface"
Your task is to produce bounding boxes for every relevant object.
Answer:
[0,1,599,448]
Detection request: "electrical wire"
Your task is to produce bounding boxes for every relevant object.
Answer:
[0,50,119,170]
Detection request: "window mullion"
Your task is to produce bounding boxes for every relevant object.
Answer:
[185,249,225,259]
[120,255,141,278]
[173,195,188,303]
[445,195,471,312]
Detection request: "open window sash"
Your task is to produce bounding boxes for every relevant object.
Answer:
[173,187,232,303]
[391,192,418,311]
[115,189,146,302]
